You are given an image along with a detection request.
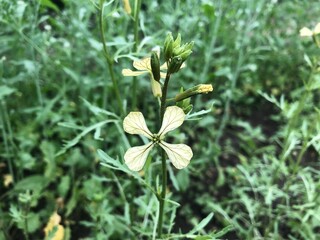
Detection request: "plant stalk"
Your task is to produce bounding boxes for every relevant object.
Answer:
[99,0,124,116]
[157,73,171,237]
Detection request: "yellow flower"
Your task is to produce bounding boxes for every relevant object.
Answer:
[300,22,320,37]
[123,106,193,171]
[122,53,167,97]
[44,212,64,240]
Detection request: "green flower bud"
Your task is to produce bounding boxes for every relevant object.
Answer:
[176,91,193,114]
[173,46,185,56]
[164,33,174,61]
[168,56,183,73]
[184,41,194,51]
[179,49,193,61]
[150,51,160,82]
[172,33,181,48]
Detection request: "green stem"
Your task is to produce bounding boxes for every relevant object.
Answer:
[0,102,15,182]
[23,203,30,240]
[132,0,141,109]
[157,73,171,237]
[160,74,171,123]
[99,0,124,116]
[157,149,167,236]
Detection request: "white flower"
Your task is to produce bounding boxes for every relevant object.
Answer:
[123,106,193,171]
[122,52,167,97]
[300,22,320,37]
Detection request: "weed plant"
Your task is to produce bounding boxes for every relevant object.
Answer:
[1,0,320,239]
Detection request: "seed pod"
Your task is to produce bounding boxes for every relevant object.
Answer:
[150,51,160,82]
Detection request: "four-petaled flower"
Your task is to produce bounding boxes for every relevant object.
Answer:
[122,53,167,97]
[300,22,320,37]
[123,106,193,171]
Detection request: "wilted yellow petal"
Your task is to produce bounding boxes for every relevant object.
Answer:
[300,27,313,37]
[3,174,13,187]
[133,57,151,71]
[158,106,185,137]
[160,142,193,169]
[314,22,320,35]
[123,112,153,138]
[122,0,131,14]
[44,212,64,240]
[122,68,147,76]
[124,142,154,171]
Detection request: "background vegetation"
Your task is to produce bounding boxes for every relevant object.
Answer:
[1,0,320,239]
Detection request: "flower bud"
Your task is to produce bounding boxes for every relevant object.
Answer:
[150,51,160,82]
[172,33,181,48]
[179,49,193,61]
[164,33,174,61]
[173,46,185,56]
[184,41,194,51]
[168,56,183,74]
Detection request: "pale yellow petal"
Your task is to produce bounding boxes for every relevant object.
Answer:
[160,142,193,169]
[133,57,151,71]
[3,174,13,187]
[124,142,154,171]
[314,22,320,35]
[151,79,162,97]
[123,112,153,138]
[122,68,147,76]
[158,106,185,137]
[300,27,313,37]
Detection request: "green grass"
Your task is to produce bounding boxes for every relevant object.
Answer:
[1,0,320,239]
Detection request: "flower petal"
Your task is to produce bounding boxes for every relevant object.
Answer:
[314,22,320,35]
[160,142,193,169]
[122,69,148,76]
[123,112,153,138]
[133,58,151,71]
[158,106,185,136]
[151,79,162,97]
[300,27,313,37]
[124,142,154,171]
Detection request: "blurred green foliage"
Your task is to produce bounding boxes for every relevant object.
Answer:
[1,0,320,239]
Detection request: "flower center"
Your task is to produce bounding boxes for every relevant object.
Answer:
[152,134,161,144]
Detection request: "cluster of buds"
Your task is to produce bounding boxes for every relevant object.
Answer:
[163,33,194,74]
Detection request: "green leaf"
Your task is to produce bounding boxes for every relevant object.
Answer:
[14,175,49,192]
[188,213,214,234]
[0,86,16,99]
[38,0,59,12]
